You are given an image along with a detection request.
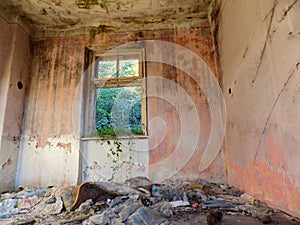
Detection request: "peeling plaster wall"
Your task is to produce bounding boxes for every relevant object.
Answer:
[82,139,149,182]
[17,135,81,187]
[17,36,86,187]
[89,28,226,183]
[17,27,226,187]
[0,17,31,191]
[219,0,300,217]
[84,28,226,183]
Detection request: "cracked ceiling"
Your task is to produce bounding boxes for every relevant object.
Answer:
[0,0,213,37]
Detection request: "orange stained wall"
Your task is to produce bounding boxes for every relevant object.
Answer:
[18,27,226,187]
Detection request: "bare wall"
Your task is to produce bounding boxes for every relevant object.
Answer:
[219,0,300,217]
[17,36,86,187]
[17,27,226,187]
[0,17,31,191]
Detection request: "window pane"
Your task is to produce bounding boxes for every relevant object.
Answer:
[119,59,139,77]
[96,86,143,137]
[97,60,117,78]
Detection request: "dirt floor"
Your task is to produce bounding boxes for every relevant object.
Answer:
[170,209,300,225]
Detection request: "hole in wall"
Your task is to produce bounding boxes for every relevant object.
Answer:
[17,81,23,90]
[228,88,232,94]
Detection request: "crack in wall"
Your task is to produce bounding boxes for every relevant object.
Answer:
[242,46,248,58]
[251,0,277,84]
[279,0,299,23]
[253,61,300,161]
[262,1,279,22]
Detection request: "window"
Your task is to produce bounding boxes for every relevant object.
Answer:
[90,49,146,137]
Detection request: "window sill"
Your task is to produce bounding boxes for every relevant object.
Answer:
[81,135,148,141]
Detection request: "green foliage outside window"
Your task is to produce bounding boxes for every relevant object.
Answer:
[95,58,143,137]
[97,59,139,78]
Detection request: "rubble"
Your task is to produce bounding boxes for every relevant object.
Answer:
[0,187,48,218]
[206,210,223,225]
[169,201,190,208]
[0,178,298,225]
[258,215,272,224]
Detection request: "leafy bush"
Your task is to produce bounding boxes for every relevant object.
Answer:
[95,87,143,137]
[95,59,143,138]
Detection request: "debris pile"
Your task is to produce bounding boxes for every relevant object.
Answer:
[0,187,47,218]
[0,177,298,225]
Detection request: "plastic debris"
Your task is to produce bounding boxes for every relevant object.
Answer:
[169,200,190,208]
[202,200,235,208]
[0,187,47,218]
[192,202,199,208]
[0,199,18,218]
